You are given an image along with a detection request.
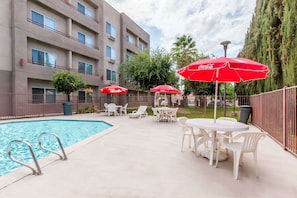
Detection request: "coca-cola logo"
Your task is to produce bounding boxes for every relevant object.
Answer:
[198,64,214,69]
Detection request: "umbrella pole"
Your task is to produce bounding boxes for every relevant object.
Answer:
[214,70,219,123]
[214,80,218,123]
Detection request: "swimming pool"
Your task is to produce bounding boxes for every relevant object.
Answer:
[0,119,112,176]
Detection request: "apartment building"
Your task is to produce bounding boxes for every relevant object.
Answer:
[0,0,149,116]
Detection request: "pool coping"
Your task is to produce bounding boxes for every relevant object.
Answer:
[0,117,119,190]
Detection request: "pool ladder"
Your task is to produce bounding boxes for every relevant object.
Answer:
[7,132,67,175]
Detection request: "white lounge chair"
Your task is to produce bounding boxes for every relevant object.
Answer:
[129,105,148,118]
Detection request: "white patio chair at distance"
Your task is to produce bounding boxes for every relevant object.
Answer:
[107,103,119,116]
[128,105,148,118]
[151,107,161,121]
[104,103,109,114]
[215,131,267,180]
[120,103,128,115]
[178,117,209,153]
[167,108,179,122]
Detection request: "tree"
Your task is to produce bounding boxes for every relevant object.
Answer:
[171,34,198,69]
[118,48,177,90]
[171,34,213,96]
[53,71,87,102]
[239,0,297,93]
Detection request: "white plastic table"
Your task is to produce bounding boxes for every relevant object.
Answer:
[186,118,249,165]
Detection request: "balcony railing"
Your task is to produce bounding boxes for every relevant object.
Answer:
[27,18,99,50]
[26,59,99,77]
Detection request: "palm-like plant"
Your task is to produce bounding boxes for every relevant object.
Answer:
[171,34,198,69]
[171,34,215,104]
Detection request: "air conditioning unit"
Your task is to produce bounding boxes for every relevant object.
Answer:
[108,58,115,64]
[107,34,115,41]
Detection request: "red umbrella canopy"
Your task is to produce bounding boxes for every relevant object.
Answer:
[177,56,269,123]
[150,85,180,94]
[100,85,128,94]
[177,56,269,82]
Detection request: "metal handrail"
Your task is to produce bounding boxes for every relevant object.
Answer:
[7,140,42,175]
[38,132,67,160]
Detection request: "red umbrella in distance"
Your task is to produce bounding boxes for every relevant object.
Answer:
[150,84,180,94]
[100,85,128,95]
[177,56,269,122]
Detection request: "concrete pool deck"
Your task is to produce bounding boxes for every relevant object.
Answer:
[0,113,297,198]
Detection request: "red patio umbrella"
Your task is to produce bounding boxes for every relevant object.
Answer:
[150,84,180,107]
[150,84,180,94]
[177,56,269,122]
[100,85,128,94]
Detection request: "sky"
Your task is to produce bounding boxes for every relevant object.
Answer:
[105,0,257,58]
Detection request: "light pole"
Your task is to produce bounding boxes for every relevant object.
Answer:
[220,40,231,117]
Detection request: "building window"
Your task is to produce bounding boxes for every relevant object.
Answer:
[32,49,56,68]
[106,22,116,38]
[77,2,94,19]
[106,46,116,60]
[139,43,146,51]
[78,32,85,44]
[78,32,94,47]
[106,69,116,82]
[126,33,135,44]
[126,53,134,61]
[85,8,94,19]
[77,3,85,14]
[32,88,56,104]
[78,61,93,75]
[78,91,92,103]
[31,10,56,31]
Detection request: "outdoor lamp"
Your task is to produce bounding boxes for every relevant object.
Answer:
[220,40,231,117]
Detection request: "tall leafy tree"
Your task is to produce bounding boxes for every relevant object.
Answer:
[118,48,177,90]
[239,0,297,94]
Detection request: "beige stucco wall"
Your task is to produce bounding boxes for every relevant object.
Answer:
[27,0,68,35]
[103,2,121,85]
[27,38,68,69]
[0,0,12,72]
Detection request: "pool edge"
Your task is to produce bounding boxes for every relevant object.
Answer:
[0,117,118,190]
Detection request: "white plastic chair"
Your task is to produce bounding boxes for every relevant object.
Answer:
[178,117,210,153]
[104,103,109,113]
[167,108,179,122]
[217,117,237,139]
[107,103,119,116]
[217,117,238,155]
[215,131,267,179]
[151,107,161,121]
[120,103,128,115]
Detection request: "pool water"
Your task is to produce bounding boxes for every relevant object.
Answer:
[0,119,112,176]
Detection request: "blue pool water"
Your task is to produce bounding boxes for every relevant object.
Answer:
[0,119,112,176]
